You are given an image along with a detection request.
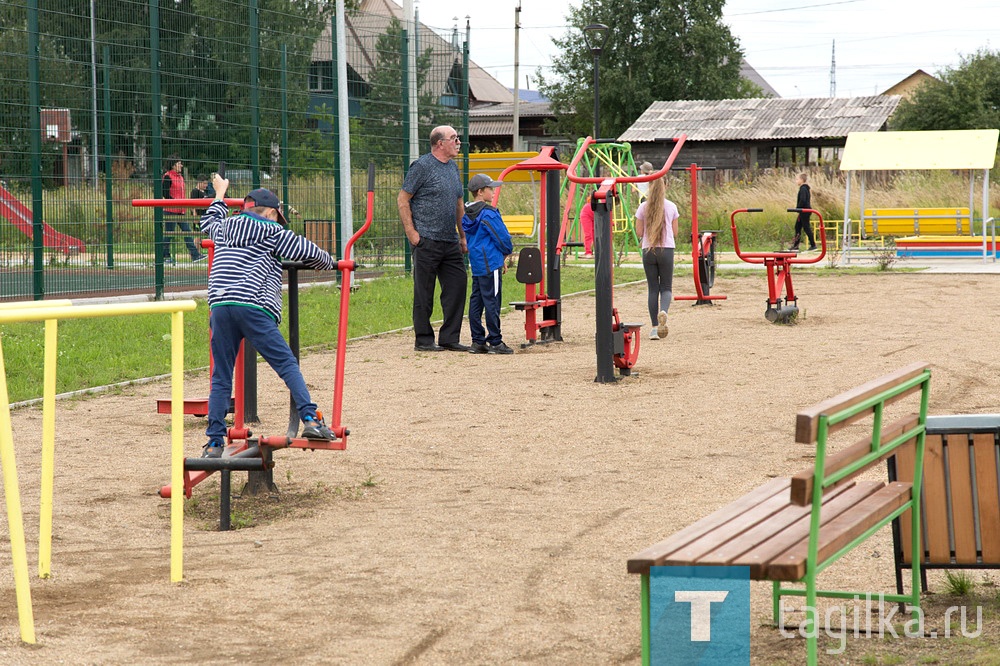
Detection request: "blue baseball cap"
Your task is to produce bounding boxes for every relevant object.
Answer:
[245,188,288,226]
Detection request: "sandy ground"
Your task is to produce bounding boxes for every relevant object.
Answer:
[1,269,999,665]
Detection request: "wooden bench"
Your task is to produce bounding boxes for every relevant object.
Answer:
[889,413,1000,596]
[862,207,970,238]
[627,362,931,666]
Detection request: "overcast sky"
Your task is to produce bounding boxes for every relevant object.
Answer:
[411,0,998,99]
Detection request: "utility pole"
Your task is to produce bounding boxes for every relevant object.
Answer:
[830,39,836,97]
[512,0,521,152]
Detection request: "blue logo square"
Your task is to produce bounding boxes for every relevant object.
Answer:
[649,566,750,666]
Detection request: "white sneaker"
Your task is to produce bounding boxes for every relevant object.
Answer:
[649,328,659,340]
[657,310,669,338]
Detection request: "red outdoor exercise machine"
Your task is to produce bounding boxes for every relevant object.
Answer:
[133,163,375,528]
[671,164,726,305]
[730,207,826,323]
[491,147,568,347]
[566,135,687,383]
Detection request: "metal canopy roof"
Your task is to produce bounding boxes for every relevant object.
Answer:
[840,130,999,170]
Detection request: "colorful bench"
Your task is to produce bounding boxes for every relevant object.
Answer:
[504,214,535,237]
[889,414,1000,597]
[862,207,970,237]
[627,362,931,665]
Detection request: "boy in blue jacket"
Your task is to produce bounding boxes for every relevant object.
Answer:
[462,173,514,354]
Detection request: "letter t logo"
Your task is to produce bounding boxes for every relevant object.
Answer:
[674,590,729,642]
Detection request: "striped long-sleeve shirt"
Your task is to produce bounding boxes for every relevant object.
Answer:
[199,200,335,323]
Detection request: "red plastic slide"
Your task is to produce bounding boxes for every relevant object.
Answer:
[0,183,86,254]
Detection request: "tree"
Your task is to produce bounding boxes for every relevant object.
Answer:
[891,49,1000,131]
[538,0,753,139]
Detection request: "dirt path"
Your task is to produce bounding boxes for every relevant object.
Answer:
[1,271,998,664]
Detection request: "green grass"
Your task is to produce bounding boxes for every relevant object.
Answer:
[2,265,644,404]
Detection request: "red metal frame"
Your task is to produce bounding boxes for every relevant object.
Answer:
[730,208,826,321]
[135,168,374,498]
[673,164,726,304]
[565,136,687,373]
[491,148,566,345]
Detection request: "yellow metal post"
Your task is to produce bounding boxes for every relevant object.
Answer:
[170,310,185,582]
[0,337,36,644]
[38,318,58,578]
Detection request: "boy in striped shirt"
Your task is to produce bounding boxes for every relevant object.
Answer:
[198,173,337,458]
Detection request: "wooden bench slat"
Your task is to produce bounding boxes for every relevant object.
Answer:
[626,477,789,574]
[922,435,952,563]
[790,414,920,506]
[974,433,1000,562]
[695,484,857,567]
[893,441,918,563]
[730,481,887,579]
[795,362,929,444]
[659,483,815,566]
[948,435,979,564]
[766,482,912,581]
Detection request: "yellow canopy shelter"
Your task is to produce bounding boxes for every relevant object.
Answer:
[839,129,999,262]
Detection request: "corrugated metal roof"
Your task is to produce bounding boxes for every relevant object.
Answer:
[618,96,900,143]
[469,119,513,136]
[315,0,512,106]
[469,101,553,119]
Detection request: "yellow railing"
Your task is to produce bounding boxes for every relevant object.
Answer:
[0,299,197,644]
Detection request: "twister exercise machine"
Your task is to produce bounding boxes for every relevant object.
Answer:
[671,164,726,305]
[134,164,374,528]
[730,207,826,323]
[566,135,687,383]
[491,147,568,347]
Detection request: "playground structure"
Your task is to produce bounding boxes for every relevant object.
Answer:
[671,164,727,305]
[838,129,999,263]
[0,183,86,256]
[133,165,374,525]
[730,207,827,323]
[0,299,196,644]
[561,139,645,258]
[567,135,687,383]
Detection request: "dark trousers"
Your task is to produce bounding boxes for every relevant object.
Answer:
[205,305,317,442]
[793,214,815,247]
[469,269,503,346]
[412,238,467,347]
[164,213,201,260]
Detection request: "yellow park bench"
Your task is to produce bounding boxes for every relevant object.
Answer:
[862,207,970,238]
[504,214,535,237]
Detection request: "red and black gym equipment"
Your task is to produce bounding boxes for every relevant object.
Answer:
[730,207,826,323]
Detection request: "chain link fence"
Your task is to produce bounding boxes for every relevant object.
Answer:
[0,1,469,301]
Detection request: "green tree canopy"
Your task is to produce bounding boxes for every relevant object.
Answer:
[538,0,755,140]
[891,49,1000,131]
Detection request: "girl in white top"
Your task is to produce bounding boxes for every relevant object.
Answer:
[633,172,680,340]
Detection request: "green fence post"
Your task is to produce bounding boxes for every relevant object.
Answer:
[28,0,44,300]
[461,22,470,188]
[150,0,164,300]
[250,0,260,188]
[281,45,290,226]
[102,46,114,270]
[401,28,411,275]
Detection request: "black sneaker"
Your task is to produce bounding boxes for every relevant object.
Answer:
[301,415,335,440]
[488,342,514,355]
[201,440,223,458]
[808,245,818,251]
[469,342,489,354]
